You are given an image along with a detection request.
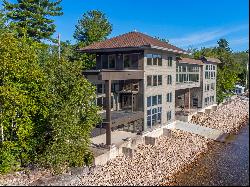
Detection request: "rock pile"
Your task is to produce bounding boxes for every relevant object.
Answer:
[79,130,209,186]
[191,97,249,133]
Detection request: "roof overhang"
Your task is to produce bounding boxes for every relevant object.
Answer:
[78,45,188,54]
[150,45,188,54]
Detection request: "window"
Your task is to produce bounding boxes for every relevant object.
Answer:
[168,57,173,67]
[158,95,162,104]
[211,83,215,90]
[210,96,214,102]
[158,107,162,122]
[167,75,172,85]
[147,94,163,128]
[108,55,116,69]
[207,84,209,91]
[96,84,103,94]
[206,65,209,70]
[205,72,208,79]
[147,96,151,107]
[124,54,130,68]
[153,75,158,86]
[153,54,158,65]
[146,54,153,65]
[152,95,157,106]
[147,75,152,86]
[124,54,139,68]
[167,111,172,121]
[158,75,162,85]
[147,54,162,66]
[152,108,158,125]
[167,92,172,102]
[205,97,209,106]
[158,55,162,66]
[213,65,215,70]
[101,55,108,68]
[147,109,151,127]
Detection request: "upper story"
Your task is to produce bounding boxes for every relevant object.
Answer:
[80,31,221,89]
[80,31,187,81]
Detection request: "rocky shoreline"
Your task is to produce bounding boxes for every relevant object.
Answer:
[0,96,249,186]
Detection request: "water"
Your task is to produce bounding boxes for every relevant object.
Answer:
[169,124,249,186]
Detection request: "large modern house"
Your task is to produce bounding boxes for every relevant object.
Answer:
[80,31,221,146]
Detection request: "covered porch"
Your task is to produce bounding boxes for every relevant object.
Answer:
[83,70,144,146]
[175,87,202,121]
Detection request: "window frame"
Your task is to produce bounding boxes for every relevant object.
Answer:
[108,54,116,69]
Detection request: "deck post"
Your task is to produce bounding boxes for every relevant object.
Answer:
[189,88,191,113]
[105,79,111,145]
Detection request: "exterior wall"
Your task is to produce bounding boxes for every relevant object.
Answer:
[201,63,217,108]
[143,49,176,131]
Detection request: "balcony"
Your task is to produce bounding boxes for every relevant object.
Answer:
[175,81,201,90]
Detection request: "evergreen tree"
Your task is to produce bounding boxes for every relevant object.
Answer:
[73,10,112,69]
[74,10,112,45]
[3,0,63,41]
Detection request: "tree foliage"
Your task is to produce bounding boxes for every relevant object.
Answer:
[0,31,101,174]
[0,32,48,173]
[3,0,63,41]
[73,10,112,69]
[192,38,246,103]
[74,10,112,45]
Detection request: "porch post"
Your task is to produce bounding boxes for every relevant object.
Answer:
[188,88,191,113]
[183,92,186,112]
[131,92,133,112]
[105,80,111,145]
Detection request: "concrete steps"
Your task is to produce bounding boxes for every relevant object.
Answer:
[174,121,228,142]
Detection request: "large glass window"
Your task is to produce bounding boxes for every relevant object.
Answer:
[123,54,139,68]
[147,94,163,128]
[108,55,116,69]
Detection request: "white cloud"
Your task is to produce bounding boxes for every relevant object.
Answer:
[169,24,248,48]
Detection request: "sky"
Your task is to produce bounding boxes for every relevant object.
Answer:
[3,0,249,51]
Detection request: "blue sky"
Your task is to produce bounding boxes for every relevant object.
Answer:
[3,0,249,51]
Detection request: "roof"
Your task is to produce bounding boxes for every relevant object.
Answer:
[201,56,222,64]
[80,31,187,54]
[176,57,203,65]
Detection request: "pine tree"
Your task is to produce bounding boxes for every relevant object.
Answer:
[3,0,63,41]
[74,10,112,45]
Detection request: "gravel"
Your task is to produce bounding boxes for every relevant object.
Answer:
[191,97,249,134]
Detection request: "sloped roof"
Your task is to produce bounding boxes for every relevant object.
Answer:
[80,31,187,54]
[201,56,222,64]
[176,57,203,65]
